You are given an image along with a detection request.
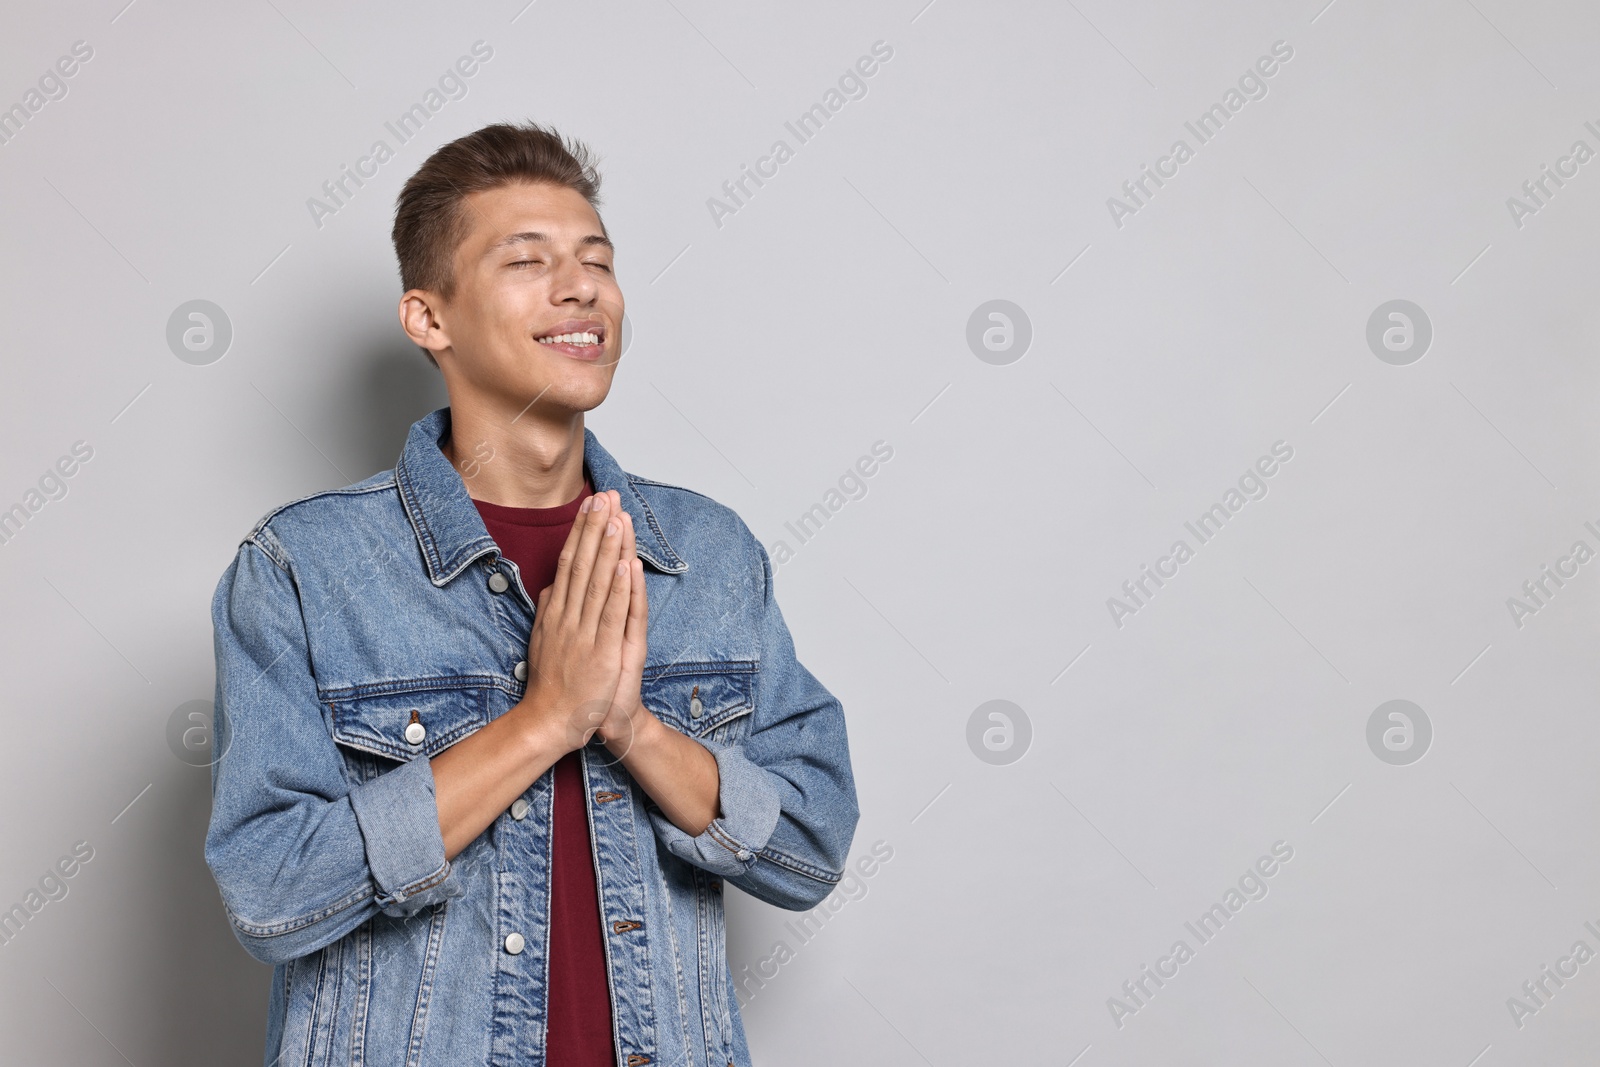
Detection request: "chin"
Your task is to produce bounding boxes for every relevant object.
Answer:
[524,377,613,416]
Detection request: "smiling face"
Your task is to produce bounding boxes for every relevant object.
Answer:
[401,180,625,422]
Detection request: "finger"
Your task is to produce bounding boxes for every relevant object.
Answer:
[617,508,637,586]
[562,489,614,619]
[597,555,631,646]
[581,507,627,631]
[579,490,623,621]
[529,584,551,643]
[547,495,594,618]
[628,558,648,635]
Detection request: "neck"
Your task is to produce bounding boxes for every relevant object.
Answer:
[440,396,588,509]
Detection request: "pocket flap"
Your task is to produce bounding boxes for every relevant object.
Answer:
[327,682,491,761]
[641,662,756,737]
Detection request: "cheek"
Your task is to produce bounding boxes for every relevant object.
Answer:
[453,304,526,378]
[478,292,538,351]
[601,286,625,325]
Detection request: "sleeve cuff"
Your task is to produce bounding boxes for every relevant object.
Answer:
[346,754,464,916]
[647,737,783,877]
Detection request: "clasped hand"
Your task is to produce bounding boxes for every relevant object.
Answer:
[521,488,650,757]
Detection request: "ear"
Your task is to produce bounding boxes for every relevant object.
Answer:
[399,289,454,362]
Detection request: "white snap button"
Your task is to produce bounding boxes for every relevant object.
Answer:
[504,932,525,955]
[511,798,529,821]
[514,660,528,682]
[488,571,510,593]
[689,695,703,719]
[404,720,426,745]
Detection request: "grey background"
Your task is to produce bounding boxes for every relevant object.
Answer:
[1,0,1597,1063]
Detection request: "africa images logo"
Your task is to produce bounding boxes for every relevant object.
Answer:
[305,41,494,229]
[705,41,894,229]
[1105,40,1295,229]
[1105,441,1294,628]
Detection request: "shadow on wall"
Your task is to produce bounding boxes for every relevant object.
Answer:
[343,336,450,481]
[147,338,446,1063]
[152,758,273,1062]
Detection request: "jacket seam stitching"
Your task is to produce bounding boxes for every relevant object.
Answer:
[755,845,842,884]
[626,473,711,496]
[388,860,451,902]
[247,478,397,542]
[705,821,748,858]
[621,476,686,569]
[333,727,484,763]
[228,881,374,938]
[396,457,447,580]
[642,660,758,680]
[319,675,507,701]
[245,530,291,572]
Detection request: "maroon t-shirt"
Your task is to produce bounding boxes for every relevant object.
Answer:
[472,475,615,1066]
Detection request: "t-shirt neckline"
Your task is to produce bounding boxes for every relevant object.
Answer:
[470,475,594,528]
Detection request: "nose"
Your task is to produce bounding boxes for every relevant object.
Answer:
[549,253,598,305]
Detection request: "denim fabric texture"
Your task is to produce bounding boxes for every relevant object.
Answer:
[205,406,860,1067]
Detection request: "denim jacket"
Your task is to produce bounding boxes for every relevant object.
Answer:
[204,406,859,1067]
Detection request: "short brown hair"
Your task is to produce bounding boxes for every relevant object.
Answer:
[392,122,605,359]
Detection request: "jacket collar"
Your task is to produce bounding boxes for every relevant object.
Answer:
[394,406,687,586]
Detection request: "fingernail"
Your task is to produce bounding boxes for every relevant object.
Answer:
[616,560,628,576]
[579,496,591,513]
[606,518,619,536]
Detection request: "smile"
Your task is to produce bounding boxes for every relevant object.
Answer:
[533,321,608,361]
[537,331,602,347]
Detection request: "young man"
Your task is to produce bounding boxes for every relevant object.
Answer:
[205,121,859,1067]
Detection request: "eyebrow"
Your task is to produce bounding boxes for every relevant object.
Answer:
[483,230,614,256]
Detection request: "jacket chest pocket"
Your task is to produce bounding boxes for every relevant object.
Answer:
[326,682,493,770]
[640,662,757,744]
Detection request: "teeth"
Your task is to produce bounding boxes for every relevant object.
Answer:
[538,331,600,346]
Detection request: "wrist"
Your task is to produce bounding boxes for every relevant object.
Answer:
[605,701,665,763]
[513,693,576,762]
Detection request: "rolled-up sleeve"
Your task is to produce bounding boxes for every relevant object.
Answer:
[648,737,781,875]
[204,531,463,966]
[345,755,456,909]
[646,534,860,910]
